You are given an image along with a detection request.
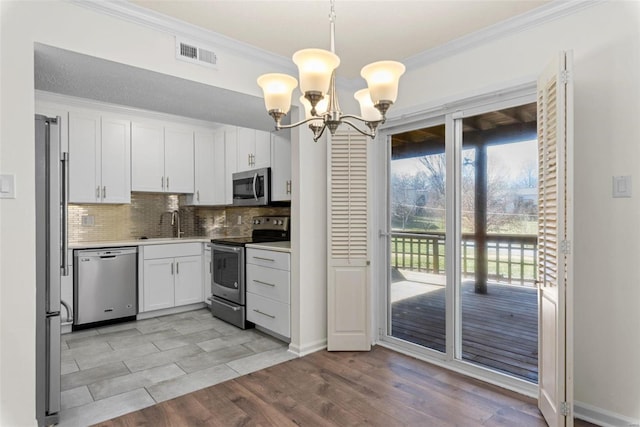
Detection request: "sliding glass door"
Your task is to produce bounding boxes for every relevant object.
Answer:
[388,122,447,354]
[383,99,540,384]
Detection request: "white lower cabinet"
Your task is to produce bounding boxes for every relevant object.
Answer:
[141,243,203,312]
[246,248,291,338]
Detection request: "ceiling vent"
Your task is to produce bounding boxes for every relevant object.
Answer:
[176,37,217,68]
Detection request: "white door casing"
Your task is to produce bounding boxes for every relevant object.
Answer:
[537,51,574,427]
[327,130,371,351]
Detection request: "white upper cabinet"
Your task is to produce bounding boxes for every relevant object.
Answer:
[225,126,238,205]
[131,121,194,193]
[212,129,227,205]
[236,127,271,172]
[131,122,164,192]
[100,116,132,203]
[68,111,130,203]
[270,132,292,202]
[164,126,194,193]
[187,129,216,205]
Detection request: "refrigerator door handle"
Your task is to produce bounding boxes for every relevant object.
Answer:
[61,151,69,276]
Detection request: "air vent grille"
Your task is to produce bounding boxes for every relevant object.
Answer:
[176,38,217,68]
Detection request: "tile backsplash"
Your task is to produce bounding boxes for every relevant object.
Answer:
[68,193,290,244]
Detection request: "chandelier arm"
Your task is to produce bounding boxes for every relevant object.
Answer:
[275,116,326,130]
[340,114,384,126]
[341,119,376,139]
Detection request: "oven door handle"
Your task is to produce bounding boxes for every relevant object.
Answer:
[211,297,242,312]
[252,172,258,201]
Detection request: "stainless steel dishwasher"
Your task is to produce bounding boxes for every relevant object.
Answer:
[74,247,138,327]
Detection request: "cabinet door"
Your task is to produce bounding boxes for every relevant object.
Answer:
[68,111,100,203]
[143,258,174,311]
[212,130,227,205]
[192,130,215,205]
[236,127,255,172]
[174,255,203,306]
[270,133,292,201]
[164,127,194,193]
[224,126,238,205]
[101,116,131,203]
[131,122,164,192]
[254,130,271,169]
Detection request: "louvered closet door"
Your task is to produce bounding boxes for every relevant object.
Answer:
[327,130,371,351]
[537,51,573,427]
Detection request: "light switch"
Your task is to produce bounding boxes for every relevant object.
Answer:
[612,175,632,198]
[0,174,16,199]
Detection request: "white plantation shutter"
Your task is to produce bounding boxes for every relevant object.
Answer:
[330,132,368,259]
[537,51,573,427]
[327,130,371,351]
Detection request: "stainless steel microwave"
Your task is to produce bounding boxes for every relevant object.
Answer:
[232,167,270,206]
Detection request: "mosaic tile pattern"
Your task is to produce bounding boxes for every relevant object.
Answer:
[68,193,290,243]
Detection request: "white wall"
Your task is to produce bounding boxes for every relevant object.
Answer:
[0,1,322,425]
[383,1,640,421]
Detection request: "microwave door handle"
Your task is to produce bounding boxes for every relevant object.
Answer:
[252,172,258,201]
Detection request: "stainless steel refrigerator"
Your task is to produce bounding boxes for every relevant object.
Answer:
[35,114,68,426]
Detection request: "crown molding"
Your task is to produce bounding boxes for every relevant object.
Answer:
[73,0,601,92]
[403,0,604,71]
[70,0,296,75]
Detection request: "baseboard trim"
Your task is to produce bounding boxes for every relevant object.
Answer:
[288,338,327,357]
[574,401,639,427]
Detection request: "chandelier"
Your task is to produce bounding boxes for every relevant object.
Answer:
[257,0,405,142]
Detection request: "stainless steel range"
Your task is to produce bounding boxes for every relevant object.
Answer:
[210,216,290,328]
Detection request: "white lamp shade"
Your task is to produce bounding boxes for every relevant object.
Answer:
[360,60,405,104]
[300,95,328,127]
[257,73,298,113]
[354,89,382,122]
[292,49,340,95]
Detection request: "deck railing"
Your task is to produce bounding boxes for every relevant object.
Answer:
[391,231,538,286]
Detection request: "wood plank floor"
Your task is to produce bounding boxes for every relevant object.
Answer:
[94,346,595,427]
[392,281,538,382]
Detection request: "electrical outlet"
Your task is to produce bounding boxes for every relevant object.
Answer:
[81,215,95,226]
[237,215,242,225]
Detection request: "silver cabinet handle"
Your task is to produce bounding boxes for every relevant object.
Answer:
[253,309,275,319]
[166,176,170,189]
[248,153,251,166]
[286,180,291,195]
[96,186,100,199]
[176,261,179,274]
[253,256,275,262]
[253,279,275,287]
[171,262,174,275]
[102,186,106,199]
[197,190,200,202]
[161,176,164,189]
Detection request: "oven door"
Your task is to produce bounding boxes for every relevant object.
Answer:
[211,244,244,305]
[232,168,270,206]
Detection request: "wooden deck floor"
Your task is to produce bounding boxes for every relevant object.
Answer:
[391,281,538,382]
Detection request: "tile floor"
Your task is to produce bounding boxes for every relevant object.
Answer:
[58,308,296,427]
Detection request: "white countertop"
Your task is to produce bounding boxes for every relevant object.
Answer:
[69,237,211,249]
[245,241,291,253]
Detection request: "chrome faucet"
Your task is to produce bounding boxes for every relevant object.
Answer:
[171,210,184,238]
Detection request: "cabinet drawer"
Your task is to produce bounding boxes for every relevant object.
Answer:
[246,264,290,304]
[144,243,201,259]
[246,248,290,271]
[247,293,290,338]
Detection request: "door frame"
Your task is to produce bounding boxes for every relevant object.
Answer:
[373,82,547,398]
